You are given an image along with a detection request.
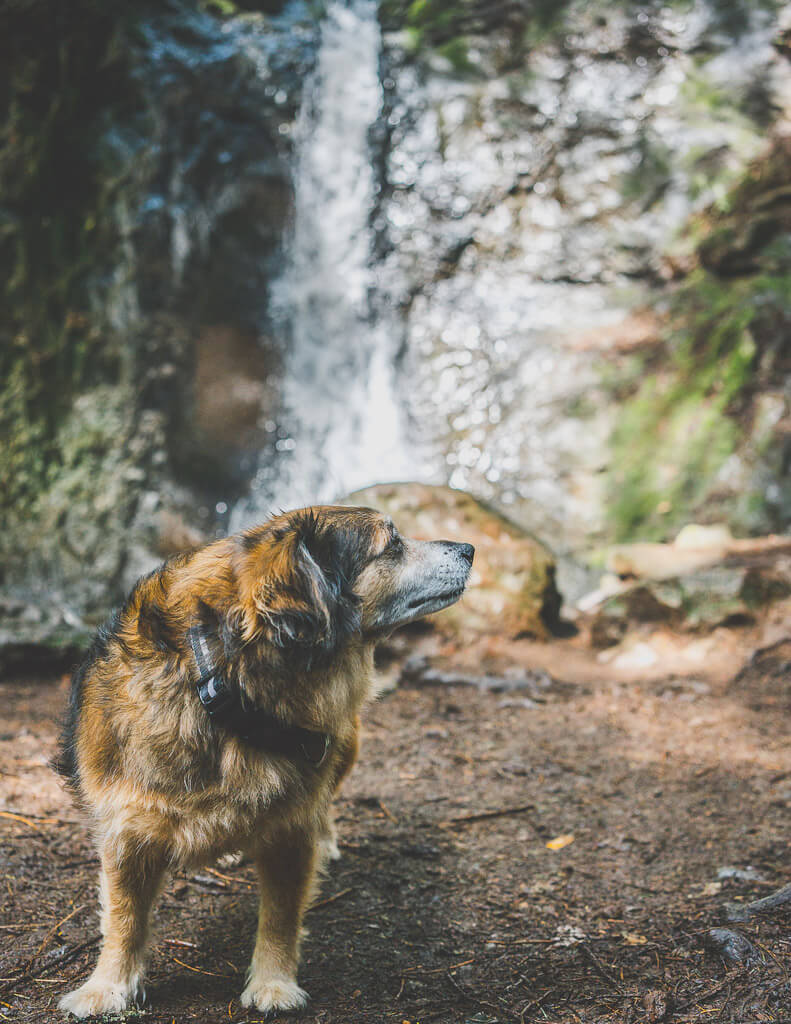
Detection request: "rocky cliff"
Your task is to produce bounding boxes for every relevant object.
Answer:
[1,0,789,658]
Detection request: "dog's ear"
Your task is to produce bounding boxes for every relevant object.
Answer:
[248,512,361,661]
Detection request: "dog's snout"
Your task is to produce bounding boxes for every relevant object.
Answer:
[439,540,474,565]
[458,542,475,565]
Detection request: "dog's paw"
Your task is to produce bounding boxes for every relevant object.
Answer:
[318,834,342,862]
[59,979,136,1018]
[240,975,308,1014]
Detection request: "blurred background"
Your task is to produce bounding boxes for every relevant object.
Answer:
[1,0,790,660]
[3,5,791,1019]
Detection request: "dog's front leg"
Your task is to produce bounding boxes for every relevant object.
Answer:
[241,828,317,1013]
[60,838,167,1018]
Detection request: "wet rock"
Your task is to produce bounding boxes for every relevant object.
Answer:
[705,928,759,966]
[717,866,765,883]
[344,483,562,640]
[1,1,320,651]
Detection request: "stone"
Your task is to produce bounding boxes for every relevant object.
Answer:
[342,483,562,640]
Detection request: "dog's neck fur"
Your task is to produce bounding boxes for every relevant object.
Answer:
[231,639,376,740]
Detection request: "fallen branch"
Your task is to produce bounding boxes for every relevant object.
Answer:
[725,882,791,923]
[440,803,535,828]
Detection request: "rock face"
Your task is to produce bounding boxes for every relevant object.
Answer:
[374,0,791,550]
[343,483,563,639]
[2,0,790,659]
[0,0,320,651]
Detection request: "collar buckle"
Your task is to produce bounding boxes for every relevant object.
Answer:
[301,732,331,768]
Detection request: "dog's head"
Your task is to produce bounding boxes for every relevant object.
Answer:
[234,506,474,661]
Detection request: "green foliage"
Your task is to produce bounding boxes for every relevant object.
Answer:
[437,37,474,73]
[0,2,133,513]
[608,256,790,542]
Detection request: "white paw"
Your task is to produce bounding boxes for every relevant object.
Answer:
[319,835,341,862]
[240,975,308,1014]
[59,979,137,1018]
[217,850,245,869]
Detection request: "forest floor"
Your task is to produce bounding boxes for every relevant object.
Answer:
[1,612,791,1024]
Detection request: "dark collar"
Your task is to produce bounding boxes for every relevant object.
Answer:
[187,626,331,768]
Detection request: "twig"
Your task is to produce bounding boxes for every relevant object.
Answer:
[36,904,85,956]
[378,799,399,824]
[446,969,507,1013]
[204,866,252,887]
[441,803,535,827]
[0,935,100,994]
[0,811,48,833]
[581,943,624,994]
[171,956,228,978]
[519,988,554,1023]
[673,970,746,1012]
[309,887,354,911]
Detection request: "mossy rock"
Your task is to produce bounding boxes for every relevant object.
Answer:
[588,557,791,644]
[343,482,562,639]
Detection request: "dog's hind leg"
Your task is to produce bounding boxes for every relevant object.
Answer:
[241,828,317,1013]
[59,836,167,1018]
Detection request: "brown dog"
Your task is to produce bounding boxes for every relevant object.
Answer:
[55,505,473,1017]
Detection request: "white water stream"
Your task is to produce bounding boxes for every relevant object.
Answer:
[232,0,421,529]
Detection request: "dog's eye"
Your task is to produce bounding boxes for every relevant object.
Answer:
[378,534,404,559]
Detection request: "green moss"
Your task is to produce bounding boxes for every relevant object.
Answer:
[607,136,791,542]
[621,131,673,207]
[200,0,240,14]
[0,2,135,518]
[437,36,474,73]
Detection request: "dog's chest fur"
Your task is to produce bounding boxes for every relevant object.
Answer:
[77,641,375,867]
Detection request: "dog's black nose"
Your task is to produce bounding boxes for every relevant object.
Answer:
[458,543,475,565]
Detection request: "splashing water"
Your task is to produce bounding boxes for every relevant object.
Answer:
[232,0,419,529]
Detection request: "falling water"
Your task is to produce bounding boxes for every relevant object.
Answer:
[232,0,418,529]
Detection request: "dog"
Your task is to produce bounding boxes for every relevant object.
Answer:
[55,505,473,1017]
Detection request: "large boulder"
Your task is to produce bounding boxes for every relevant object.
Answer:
[342,483,563,639]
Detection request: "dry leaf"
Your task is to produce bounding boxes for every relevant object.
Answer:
[546,833,575,851]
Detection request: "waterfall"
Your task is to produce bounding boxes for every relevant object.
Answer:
[232,0,418,529]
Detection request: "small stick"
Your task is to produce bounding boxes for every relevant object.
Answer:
[519,988,554,1023]
[581,943,624,994]
[446,970,507,1013]
[0,935,100,994]
[204,866,252,887]
[440,803,535,827]
[309,887,354,911]
[0,811,48,833]
[673,970,746,1012]
[378,799,399,824]
[36,904,85,956]
[171,956,227,978]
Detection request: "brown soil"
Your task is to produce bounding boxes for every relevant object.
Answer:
[2,624,791,1024]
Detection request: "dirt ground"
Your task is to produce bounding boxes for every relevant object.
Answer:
[2,619,791,1024]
